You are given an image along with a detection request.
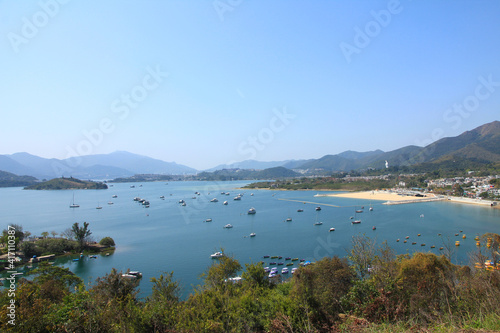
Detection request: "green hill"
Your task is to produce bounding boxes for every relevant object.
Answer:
[0,170,38,187]
[24,177,108,190]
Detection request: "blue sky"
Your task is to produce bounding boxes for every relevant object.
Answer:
[1,1,499,170]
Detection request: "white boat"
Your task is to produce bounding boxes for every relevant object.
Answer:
[69,193,79,208]
[223,224,233,228]
[249,232,256,237]
[205,218,212,222]
[181,202,186,206]
[286,218,292,222]
[315,206,321,211]
[122,270,142,278]
[329,227,335,232]
[314,221,323,225]
[210,198,219,202]
[211,251,224,259]
[96,205,102,210]
[160,195,165,199]
[112,195,117,198]
[223,201,228,205]
[281,267,289,274]
[234,196,241,201]
[248,207,256,215]
[291,268,298,274]
[352,209,361,224]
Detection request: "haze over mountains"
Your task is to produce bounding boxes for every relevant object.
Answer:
[1,121,499,181]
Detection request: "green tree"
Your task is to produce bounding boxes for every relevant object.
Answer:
[348,234,377,279]
[203,252,242,290]
[41,231,49,239]
[30,262,83,291]
[71,222,91,250]
[99,236,115,247]
[1,224,24,246]
[20,241,38,259]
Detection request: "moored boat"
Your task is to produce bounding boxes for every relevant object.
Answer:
[211,251,224,259]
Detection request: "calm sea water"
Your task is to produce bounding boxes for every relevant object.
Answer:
[2,180,499,299]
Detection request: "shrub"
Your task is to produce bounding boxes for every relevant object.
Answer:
[99,237,115,247]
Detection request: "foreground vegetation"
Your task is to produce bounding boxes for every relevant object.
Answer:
[1,234,499,332]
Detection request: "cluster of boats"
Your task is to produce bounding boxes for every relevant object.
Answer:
[133,197,150,207]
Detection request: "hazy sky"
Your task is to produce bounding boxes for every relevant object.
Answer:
[1,1,499,170]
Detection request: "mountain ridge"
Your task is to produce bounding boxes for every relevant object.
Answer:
[1,120,499,178]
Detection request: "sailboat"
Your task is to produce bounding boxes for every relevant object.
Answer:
[352,209,361,224]
[70,193,79,208]
[96,201,102,209]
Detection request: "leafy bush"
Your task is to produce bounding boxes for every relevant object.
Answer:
[99,237,115,247]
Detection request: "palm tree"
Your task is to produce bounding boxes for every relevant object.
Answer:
[72,222,92,250]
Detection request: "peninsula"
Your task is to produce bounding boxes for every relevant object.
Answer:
[24,177,108,190]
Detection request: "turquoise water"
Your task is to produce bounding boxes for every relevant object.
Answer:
[2,181,499,299]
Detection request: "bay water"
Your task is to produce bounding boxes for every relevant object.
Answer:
[2,180,499,299]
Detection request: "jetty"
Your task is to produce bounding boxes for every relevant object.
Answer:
[383,197,446,205]
[30,254,55,263]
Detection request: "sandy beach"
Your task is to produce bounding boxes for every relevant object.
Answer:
[317,190,437,203]
[317,190,498,207]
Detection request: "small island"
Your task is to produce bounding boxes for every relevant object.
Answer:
[24,176,108,190]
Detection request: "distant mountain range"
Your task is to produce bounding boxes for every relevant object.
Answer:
[0,151,197,180]
[1,121,499,181]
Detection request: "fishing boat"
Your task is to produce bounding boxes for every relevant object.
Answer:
[372,226,376,230]
[315,206,321,211]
